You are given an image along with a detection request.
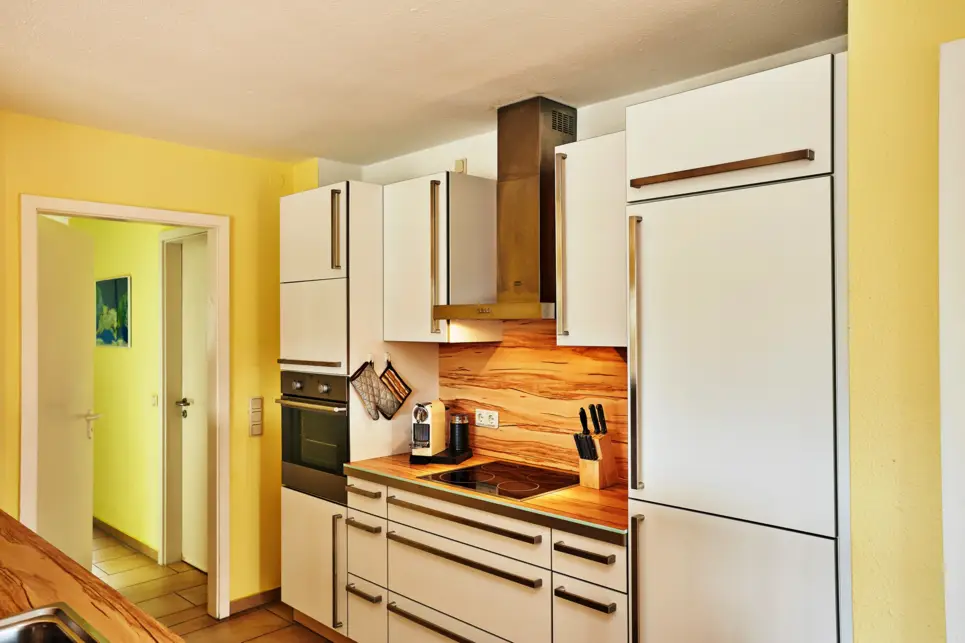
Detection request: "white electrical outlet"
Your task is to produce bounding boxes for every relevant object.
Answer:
[475,409,499,429]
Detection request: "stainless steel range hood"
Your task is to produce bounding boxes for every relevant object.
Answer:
[433,96,577,321]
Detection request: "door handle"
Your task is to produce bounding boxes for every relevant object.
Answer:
[628,215,643,490]
[331,188,342,270]
[429,179,442,334]
[630,514,644,643]
[555,152,569,337]
[175,398,192,407]
[83,410,102,439]
[332,513,343,629]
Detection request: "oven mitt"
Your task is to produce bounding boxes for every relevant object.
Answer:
[350,360,382,421]
[378,358,412,420]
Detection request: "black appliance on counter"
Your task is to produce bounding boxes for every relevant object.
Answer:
[420,461,579,501]
[279,371,349,504]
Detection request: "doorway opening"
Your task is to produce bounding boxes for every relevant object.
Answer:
[20,196,231,619]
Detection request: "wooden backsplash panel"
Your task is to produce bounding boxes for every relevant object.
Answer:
[439,320,628,478]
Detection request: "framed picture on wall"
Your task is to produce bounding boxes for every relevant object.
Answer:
[96,276,131,347]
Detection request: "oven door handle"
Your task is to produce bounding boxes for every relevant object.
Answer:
[275,398,347,414]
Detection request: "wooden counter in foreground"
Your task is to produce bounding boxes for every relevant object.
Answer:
[346,454,628,545]
[0,510,180,642]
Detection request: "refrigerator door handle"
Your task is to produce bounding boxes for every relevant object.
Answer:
[628,215,643,490]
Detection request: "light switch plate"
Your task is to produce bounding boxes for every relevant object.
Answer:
[249,397,264,436]
[475,409,499,429]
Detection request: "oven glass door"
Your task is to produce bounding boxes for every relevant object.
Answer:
[281,401,348,477]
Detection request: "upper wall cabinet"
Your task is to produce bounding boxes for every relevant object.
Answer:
[555,132,627,347]
[383,172,502,343]
[626,55,833,202]
[281,182,348,282]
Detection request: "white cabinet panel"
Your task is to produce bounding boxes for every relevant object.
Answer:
[346,476,387,518]
[281,488,347,632]
[626,56,832,201]
[629,500,838,643]
[551,530,626,593]
[556,132,628,347]
[346,574,387,643]
[280,182,347,282]
[552,573,628,643]
[628,178,835,536]
[387,593,507,643]
[346,508,387,588]
[280,279,347,375]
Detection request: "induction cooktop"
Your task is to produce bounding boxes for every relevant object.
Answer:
[419,461,579,501]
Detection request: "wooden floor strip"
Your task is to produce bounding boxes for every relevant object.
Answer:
[96,553,156,575]
[105,563,176,589]
[182,609,289,642]
[172,615,219,636]
[178,584,208,606]
[246,625,327,642]
[137,593,194,618]
[92,544,134,563]
[120,569,207,603]
[158,605,209,628]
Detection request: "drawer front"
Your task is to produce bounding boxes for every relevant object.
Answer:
[551,530,627,593]
[347,509,387,588]
[387,593,507,643]
[346,574,387,643]
[280,279,347,375]
[553,573,628,643]
[387,488,550,568]
[347,476,387,517]
[387,522,550,642]
[626,55,832,201]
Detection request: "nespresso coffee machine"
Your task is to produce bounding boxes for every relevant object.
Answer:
[410,400,447,464]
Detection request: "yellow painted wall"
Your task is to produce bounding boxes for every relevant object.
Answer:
[67,218,167,549]
[0,110,316,600]
[849,1,965,641]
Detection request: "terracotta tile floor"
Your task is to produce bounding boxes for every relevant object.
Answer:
[92,528,328,641]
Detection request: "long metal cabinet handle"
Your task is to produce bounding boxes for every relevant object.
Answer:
[330,188,342,270]
[629,149,815,189]
[429,179,442,334]
[553,541,616,565]
[345,517,383,534]
[345,484,382,499]
[332,513,343,629]
[554,586,618,614]
[274,399,346,414]
[346,583,383,604]
[387,602,475,643]
[277,358,343,368]
[628,215,643,490]
[387,495,541,544]
[387,531,543,588]
[555,152,569,337]
[630,514,644,643]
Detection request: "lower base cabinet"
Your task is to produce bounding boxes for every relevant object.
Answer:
[552,573,628,643]
[346,574,387,643]
[387,593,506,643]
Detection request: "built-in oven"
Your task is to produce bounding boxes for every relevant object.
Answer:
[278,371,349,504]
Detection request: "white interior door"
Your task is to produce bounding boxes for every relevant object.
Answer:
[180,233,209,572]
[37,216,95,569]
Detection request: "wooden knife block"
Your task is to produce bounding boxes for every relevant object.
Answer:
[578,434,619,490]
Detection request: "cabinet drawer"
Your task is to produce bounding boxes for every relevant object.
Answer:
[346,508,386,588]
[551,530,626,593]
[280,279,347,375]
[387,488,550,568]
[346,574,386,643]
[387,522,550,642]
[387,592,506,643]
[552,573,628,643]
[346,476,387,517]
[626,55,832,201]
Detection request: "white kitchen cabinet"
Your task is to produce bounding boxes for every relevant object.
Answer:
[383,172,502,343]
[551,530,626,593]
[346,476,387,518]
[552,573,628,643]
[346,508,387,588]
[281,487,347,632]
[627,177,835,536]
[387,592,506,643]
[555,132,627,347]
[628,500,838,643]
[346,574,387,643]
[280,182,348,282]
[626,55,833,202]
[280,279,347,375]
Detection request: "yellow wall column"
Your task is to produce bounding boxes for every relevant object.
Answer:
[849,1,965,641]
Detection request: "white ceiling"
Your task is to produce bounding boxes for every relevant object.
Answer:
[0,0,846,164]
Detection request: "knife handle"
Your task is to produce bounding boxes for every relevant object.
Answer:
[589,405,601,434]
[596,404,608,434]
[579,408,589,435]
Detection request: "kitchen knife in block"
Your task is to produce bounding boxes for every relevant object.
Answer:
[578,433,620,490]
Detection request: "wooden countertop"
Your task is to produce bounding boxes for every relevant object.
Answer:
[345,455,628,542]
[0,510,181,642]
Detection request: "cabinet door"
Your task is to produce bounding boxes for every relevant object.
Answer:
[346,509,387,588]
[383,173,450,342]
[280,182,348,282]
[628,178,835,536]
[556,132,628,347]
[281,488,347,632]
[280,279,347,375]
[346,574,387,643]
[552,573,628,643]
[626,56,832,202]
[387,593,506,643]
[629,500,838,643]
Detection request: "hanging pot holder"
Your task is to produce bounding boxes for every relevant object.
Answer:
[350,360,382,421]
[378,356,412,420]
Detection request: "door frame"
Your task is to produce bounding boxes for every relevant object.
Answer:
[19,195,232,619]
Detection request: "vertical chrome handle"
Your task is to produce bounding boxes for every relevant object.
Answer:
[429,179,442,334]
[628,215,643,489]
[332,513,343,628]
[330,189,342,270]
[555,152,569,337]
[630,513,644,643]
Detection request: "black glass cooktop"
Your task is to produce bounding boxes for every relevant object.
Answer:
[420,461,580,501]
